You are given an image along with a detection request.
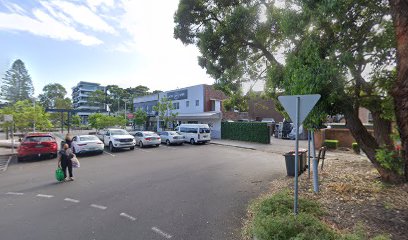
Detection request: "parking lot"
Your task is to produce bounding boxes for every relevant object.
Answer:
[0,142,286,240]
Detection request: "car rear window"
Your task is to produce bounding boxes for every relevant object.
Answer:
[79,136,99,141]
[25,136,54,142]
[199,128,210,133]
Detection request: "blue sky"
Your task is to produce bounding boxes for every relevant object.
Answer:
[0,0,214,97]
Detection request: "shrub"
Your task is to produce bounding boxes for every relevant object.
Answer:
[352,142,360,154]
[375,148,404,175]
[324,140,339,149]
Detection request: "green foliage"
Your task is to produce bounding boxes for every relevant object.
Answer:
[375,148,404,175]
[153,97,178,130]
[38,83,67,109]
[134,108,148,126]
[71,115,82,128]
[352,142,360,154]
[88,113,126,130]
[88,90,107,109]
[1,59,34,103]
[250,190,337,240]
[221,122,270,144]
[0,100,52,132]
[324,140,339,149]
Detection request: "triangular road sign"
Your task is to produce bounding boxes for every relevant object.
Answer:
[278,94,321,125]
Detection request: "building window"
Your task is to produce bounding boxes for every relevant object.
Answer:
[173,102,179,109]
[186,101,189,107]
[196,100,199,106]
[210,100,215,111]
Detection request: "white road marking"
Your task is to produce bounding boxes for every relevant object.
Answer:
[90,204,107,210]
[136,148,151,153]
[6,192,24,195]
[36,194,54,198]
[103,151,115,157]
[151,227,172,239]
[165,146,177,150]
[120,212,136,221]
[64,198,80,203]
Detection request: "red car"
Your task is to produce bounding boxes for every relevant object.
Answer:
[17,133,58,161]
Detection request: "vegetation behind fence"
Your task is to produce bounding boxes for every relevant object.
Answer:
[221,122,270,144]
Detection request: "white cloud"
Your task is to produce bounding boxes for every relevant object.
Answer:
[86,0,115,12]
[46,0,116,34]
[0,10,103,46]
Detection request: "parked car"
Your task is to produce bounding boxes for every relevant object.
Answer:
[159,131,185,145]
[133,131,161,147]
[176,124,211,144]
[17,132,58,161]
[71,135,104,154]
[97,128,136,152]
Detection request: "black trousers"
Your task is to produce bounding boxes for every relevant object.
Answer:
[61,160,73,178]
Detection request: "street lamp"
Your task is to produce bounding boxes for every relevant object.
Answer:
[31,97,37,132]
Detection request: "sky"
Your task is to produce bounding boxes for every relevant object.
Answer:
[0,0,216,97]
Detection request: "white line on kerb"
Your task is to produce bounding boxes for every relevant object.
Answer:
[64,198,80,203]
[36,194,54,198]
[103,151,115,157]
[3,156,12,171]
[6,192,24,195]
[90,204,107,210]
[151,227,172,239]
[120,212,136,221]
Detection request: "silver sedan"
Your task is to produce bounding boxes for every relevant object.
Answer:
[133,131,161,148]
[159,131,185,145]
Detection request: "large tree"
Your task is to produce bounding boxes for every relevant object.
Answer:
[389,0,408,181]
[174,0,405,182]
[38,83,67,109]
[1,59,34,103]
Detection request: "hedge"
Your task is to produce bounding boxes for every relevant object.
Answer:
[324,139,339,149]
[221,122,270,144]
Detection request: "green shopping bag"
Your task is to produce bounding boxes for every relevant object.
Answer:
[55,168,65,182]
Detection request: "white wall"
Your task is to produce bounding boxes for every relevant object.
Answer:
[159,85,204,114]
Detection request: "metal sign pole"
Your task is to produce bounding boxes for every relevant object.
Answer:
[308,130,311,178]
[312,130,319,193]
[11,123,14,154]
[294,96,300,215]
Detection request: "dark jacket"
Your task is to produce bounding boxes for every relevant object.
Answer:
[59,149,74,164]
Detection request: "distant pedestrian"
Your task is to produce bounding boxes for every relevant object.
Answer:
[58,144,75,181]
[65,133,73,148]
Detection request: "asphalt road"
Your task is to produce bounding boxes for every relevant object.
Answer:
[0,143,286,240]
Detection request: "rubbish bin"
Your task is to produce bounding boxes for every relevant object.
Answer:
[284,150,308,177]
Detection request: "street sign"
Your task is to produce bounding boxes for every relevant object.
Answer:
[4,114,13,122]
[278,94,320,215]
[127,113,134,119]
[278,94,321,125]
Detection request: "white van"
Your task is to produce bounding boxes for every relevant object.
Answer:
[176,124,211,144]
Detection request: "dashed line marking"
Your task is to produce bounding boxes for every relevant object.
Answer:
[103,151,115,157]
[152,227,172,239]
[6,192,24,195]
[36,194,54,198]
[136,148,151,153]
[90,204,107,210]
[120,212,136,221]
[0,156,12,172]
[64,198,80,203]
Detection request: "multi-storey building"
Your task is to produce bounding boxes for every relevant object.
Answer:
[72,81,106,124]
[133,84,227,138]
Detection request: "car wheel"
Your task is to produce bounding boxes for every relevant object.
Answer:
[190,138,195,145]
[166,140,171,146]
[156,144,160,147]
[109,142,115,152]
[139,141,144,148]
[17,156,24,162]
[99,150,104,154]
[130,146,135,150]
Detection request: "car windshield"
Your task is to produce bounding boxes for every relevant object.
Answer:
[79,136,99,141]
[25,136,54,142]
[199,128,210,133]
[111,130,129,135]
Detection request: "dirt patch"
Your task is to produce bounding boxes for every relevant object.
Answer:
[245,150,408,239]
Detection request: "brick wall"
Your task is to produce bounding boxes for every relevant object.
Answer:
[248,96,284,122]
[203,85,227,112]
[314,128,374,148]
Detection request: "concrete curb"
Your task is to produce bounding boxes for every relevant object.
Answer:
[209,142,257,151]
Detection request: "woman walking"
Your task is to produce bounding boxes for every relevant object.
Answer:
[58,143,75,181]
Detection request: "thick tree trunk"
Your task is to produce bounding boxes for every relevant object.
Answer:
[371,111,394,149]
[389,0,408,181]
[344,108,405,183]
